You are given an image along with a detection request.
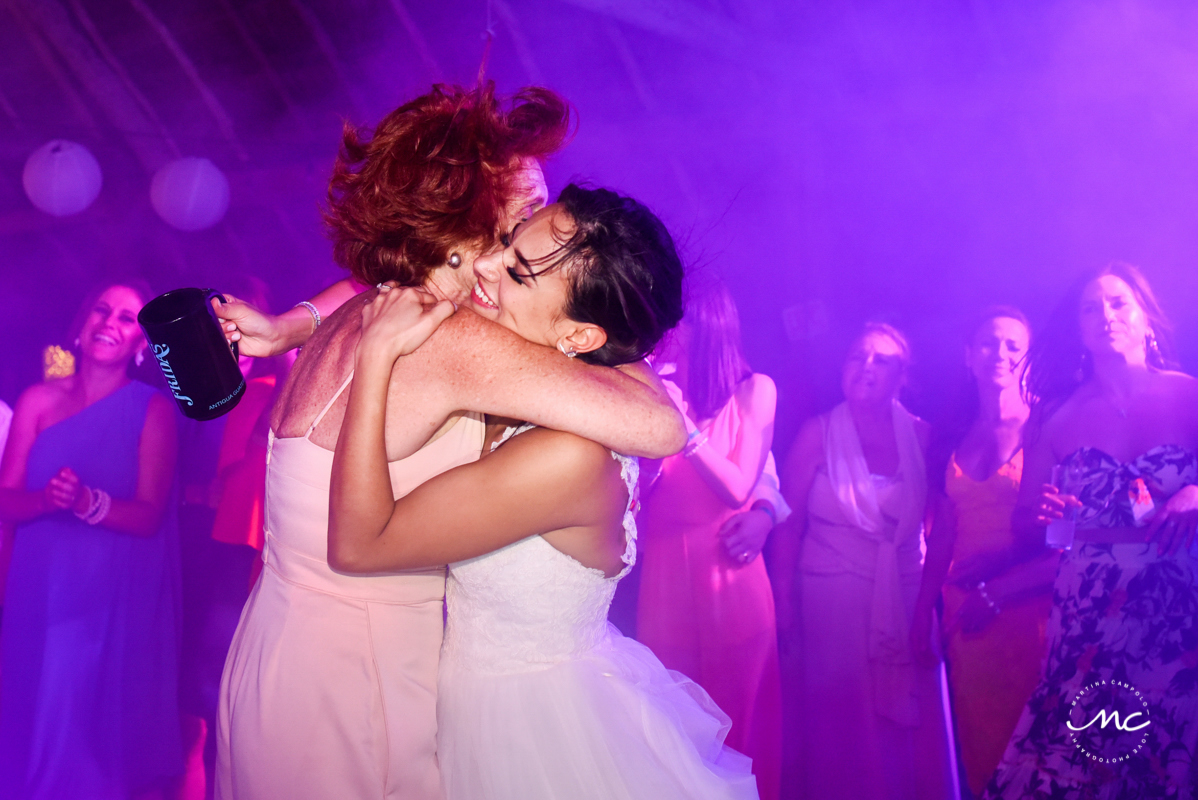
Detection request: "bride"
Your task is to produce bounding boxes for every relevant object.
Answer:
[329,185,759,800]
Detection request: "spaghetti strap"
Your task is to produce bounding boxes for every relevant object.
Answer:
[306,371,355,440]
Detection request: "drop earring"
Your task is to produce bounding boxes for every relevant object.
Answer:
[1147,329,1162,363]
[135,349,145,367]
[558,343,577,359]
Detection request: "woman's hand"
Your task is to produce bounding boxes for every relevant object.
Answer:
[357,285,455,365]
[1031,483,1080,525]
[945,587,1000,636]
[718,507,772,566]
[211,294,283,357]
[1146,484,1198,556]
[948,551,1010,590]
[43,467,88,514]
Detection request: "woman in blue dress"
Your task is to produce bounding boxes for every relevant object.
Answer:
[0,281,182,799]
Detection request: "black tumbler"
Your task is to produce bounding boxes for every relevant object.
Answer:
[138,287,246,421]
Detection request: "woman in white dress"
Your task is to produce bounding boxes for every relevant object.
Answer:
[329,185,759,800]
[773,322,959,800]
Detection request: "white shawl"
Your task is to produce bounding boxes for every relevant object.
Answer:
[824,399,926,727]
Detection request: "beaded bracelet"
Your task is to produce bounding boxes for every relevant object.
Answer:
[976,581,1001,614]
[74,487,112,526]
[683,429,708,458]
[295,301,321,332]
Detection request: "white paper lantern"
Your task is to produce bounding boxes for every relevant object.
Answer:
[150,157,230,231]
[22,140,103,217]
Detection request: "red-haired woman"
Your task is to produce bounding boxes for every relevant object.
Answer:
[215,83,686,800]
[636,279,782,800]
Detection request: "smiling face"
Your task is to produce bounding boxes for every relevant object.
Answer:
[77,285,147,369]
[842,331,907,404]
[468,204,577,348]
[1078,274,1151,363]
[966,316,1029,391]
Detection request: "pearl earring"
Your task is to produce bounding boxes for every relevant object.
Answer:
[447,252,462,268]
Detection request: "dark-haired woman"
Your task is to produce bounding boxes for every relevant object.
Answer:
[216,87,685,800]
[0,283,181,799]
[635,280,781,800]
[775,322,958,800]
[328,186,755,800]
[910,308,1056,796]
[983,265,1198,800]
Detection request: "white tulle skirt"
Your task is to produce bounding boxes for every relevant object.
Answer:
[437,624,759,800]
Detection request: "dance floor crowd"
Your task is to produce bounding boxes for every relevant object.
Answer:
[0,82,1195,800]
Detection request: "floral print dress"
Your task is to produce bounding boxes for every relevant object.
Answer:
[983,444,1198,800]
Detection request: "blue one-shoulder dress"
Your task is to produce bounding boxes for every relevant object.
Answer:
[0,381,181,799]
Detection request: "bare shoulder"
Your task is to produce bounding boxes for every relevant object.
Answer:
[501,427,616,479]
[735,372,778,408]
[1157,369,1198,397]
[272,293,366,435]
[14,377,67,426]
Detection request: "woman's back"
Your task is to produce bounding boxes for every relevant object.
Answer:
[435,427,758,800]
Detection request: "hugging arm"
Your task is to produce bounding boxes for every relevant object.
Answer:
[408,312,686,459]
[214,278,365,357]
[329,343,607,572]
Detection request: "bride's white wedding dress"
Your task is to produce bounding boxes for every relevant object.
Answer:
[436,427,759,800]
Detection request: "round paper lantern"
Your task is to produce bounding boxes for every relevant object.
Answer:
[22,140,103,216]
[151,157,230,231]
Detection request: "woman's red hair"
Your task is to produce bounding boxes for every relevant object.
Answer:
[325,82,572,286]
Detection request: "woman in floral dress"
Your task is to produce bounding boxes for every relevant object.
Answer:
[984,263,1198,799]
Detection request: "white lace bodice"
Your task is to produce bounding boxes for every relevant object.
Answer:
[441,426,638,675]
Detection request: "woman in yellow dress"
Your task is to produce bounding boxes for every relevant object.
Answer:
[910,307,1057,795]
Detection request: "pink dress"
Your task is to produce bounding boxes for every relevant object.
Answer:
[216,376,485,800]
[636,391,782,800]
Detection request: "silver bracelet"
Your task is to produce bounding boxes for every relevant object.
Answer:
[74,487,111,525]
[295,301,321,332]
[976,580,1000,614]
